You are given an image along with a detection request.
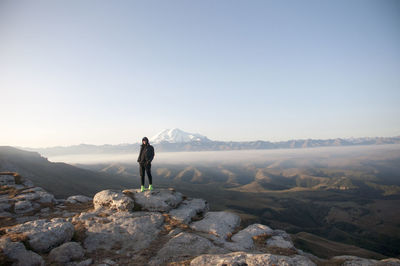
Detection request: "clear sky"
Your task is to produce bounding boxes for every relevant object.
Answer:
[1,0,399,147]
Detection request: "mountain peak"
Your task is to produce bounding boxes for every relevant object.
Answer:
[150,128,210,144]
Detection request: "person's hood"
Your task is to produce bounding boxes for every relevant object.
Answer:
[142,137,149,145]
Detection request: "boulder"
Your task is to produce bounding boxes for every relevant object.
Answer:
[266,235,294,249]
[227,223,274,250]
[190,211,240,239]
[14,200,33,214]
[36,190,56,203]
[75,211,164,252]
[169,198,208,224]
[190,251,316,266]
[49,242,85,263]
[0,237,44,266]
[149,232,226,265]
[5,218,74,253]
[14,193,40,201]
[66,195,92,204]
[93,190,134,211]
[14,187,56,204]
[125,188,183,212]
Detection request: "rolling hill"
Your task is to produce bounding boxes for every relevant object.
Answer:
[0,146,135,198]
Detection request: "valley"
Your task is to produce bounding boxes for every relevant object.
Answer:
[1,144,400,259]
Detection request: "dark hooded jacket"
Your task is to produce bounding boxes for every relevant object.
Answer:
[137,137,155,164]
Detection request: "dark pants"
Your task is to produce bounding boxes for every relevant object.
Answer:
[139,163,152,186]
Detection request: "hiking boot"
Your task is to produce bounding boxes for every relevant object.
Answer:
[140,185,145,192]
[148,184,153,191]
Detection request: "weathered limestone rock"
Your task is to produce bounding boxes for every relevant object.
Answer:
[266,235,294,249]
[0,201,11,212]
[226,223,274,251]
[380,258,400,265]
[74,210,164,252]
[0,237,44,266]
[169,198,208,224]
[149,232,226,265]
[93,190,134,211]
[0,211,12,218]
[331,255,379,266]
[66,195,92,204]
[190,251,316,266]
[14,200,33,214]
[124,188,183,212]
[17,187,56,203]
[5,218,74,253]
[190,211,240,239]
[49,242,85,263]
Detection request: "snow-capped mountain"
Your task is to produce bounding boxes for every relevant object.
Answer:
[150,128,210,144]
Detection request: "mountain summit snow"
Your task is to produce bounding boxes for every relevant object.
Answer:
[150,128,210,144]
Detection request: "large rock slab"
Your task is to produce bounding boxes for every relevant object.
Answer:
[0,237,44,266]
[14,200,33,214]
[190,211,240,239]
[93,190,134,211]
[149,232,226,265]
[74,210,164,252]
[49,241,85,263]
[5,218,74,253]
[190,251,316,266]
[266,235,294,249]
[124,188,183,212]
[226,223,274,251]
[169,198,208,224]
[17,187,56,203]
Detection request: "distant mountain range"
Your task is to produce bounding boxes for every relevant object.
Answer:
[20,128,400,156]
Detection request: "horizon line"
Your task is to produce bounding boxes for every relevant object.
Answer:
[11,134,400,150]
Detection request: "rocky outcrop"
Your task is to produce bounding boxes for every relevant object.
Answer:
[5,218,74,253]
[123,188,183,211]
[1,172,399,266]
[190,211,241,239]
[73,210,164,252]
[190,251,316,266]
[48,242,85,263]
[93,190,134,211]
[149,232,226,265]
[169,198,208,224]
[0,237,44,266]
[227,223,274,251]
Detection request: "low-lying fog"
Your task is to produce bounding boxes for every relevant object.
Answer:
[48,144,400,165]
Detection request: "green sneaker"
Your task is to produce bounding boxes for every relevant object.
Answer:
[140,185,145,192]
[148,184,153,191]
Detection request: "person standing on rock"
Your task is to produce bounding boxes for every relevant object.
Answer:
[137,137,155,192]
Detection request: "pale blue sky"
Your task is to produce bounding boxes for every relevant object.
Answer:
[1,0,399,147]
